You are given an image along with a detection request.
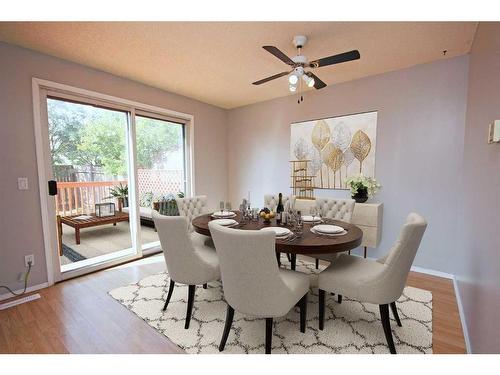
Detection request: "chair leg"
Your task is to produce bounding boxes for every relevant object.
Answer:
[184,285,196,329]
[299,293,308,333]
[363,246,367,258]
[337,294,342,304]
[318,289,325,330]
[286,253,291,262]
[265,318,273,354]
[162,279,175,311]
[379,304,397,354]
[203,283,207,289]
[276,252,281,266]
[390,302,402,327]
[291,254,296,270]
[219,304,235,352]
[315,258,319,269]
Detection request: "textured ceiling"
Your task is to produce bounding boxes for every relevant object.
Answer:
[0,22,477,109]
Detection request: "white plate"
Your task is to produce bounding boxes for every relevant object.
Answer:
[301,215,322,222]
[312,224,344,234]
[210,219,237,226]
[310,227,348,236]
[211,211,236,218]
[260,227,292,237]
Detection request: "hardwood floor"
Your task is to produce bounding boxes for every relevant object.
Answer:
[0,255,466,354]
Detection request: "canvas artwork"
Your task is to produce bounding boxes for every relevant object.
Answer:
[290,111,377,190]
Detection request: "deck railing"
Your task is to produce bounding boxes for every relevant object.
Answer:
[56,180,126,216]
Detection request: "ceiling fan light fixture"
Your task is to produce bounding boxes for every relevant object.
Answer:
[303,74,315,88]
[289,83,297,92]
[288,73,299,85]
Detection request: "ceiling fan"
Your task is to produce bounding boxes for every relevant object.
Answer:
[252,35,360,101]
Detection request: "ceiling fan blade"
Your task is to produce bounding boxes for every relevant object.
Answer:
[252,71,291,85]
[306,72,327,89]
[309,50,360,68]
[263,46,295,66]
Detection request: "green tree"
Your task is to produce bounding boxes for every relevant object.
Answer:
[47,99,182,179]
[136,116,182,169]
[77,110,128,176]
[47,99,86,165]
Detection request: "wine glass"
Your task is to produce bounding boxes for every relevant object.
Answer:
[225,201,232,212]
[219,201,224,214]
[310,207,316,218]
[295,214,303,238]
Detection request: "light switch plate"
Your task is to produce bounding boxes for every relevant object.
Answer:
[17,177,28,190]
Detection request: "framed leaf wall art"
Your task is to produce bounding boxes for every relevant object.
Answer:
[290,111,377,190]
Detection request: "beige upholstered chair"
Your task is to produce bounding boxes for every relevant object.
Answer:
[176,195,213,247]
[209,222,310,354]
[176,195,209,231]
[317,213,427,354]
[264,194,296,212]
[152,211,220,329]
[309,198,355,269]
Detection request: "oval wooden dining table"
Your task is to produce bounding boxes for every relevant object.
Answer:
[192,212,363,270]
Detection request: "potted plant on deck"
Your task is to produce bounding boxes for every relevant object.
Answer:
[107,183,129,212]
[345,174,381,203]
[153,192,185,216]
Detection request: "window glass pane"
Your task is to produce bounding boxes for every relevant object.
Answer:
[135,115,186,246]
[47,97,133,271]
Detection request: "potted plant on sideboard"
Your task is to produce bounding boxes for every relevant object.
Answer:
[345,174,381,203]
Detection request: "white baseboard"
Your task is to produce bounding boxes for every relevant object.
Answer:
[0,282,49,301]
[410,265,454,279]
[361,254,470,352]
[452,277,472,353]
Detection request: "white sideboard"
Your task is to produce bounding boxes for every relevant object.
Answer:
[294,198,383,257]
[352,202,383,256]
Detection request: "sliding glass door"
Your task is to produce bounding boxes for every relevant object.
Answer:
[36,82,192,282]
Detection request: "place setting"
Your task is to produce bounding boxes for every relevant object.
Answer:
[259,226,297,242]
[211,201,237,219]
[310,224,348,237]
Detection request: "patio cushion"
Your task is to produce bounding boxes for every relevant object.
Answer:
[139,192,154,208]
[122,206,153,220]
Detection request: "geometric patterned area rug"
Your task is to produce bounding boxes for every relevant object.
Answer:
[109,257,432,354]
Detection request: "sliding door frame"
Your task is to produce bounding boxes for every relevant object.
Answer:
[32,78,195,285]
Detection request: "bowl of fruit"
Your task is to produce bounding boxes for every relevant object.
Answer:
[259,208,276,224]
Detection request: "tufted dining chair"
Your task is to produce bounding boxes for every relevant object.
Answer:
[209,222,310,354]
[152,211,220,329]
[317,213,427,353]
[264,194,296,212]
[308,198,356,272]
[176,195,209,231]
[176,195,214,247]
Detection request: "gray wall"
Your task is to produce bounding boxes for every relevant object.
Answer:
[0,42,227,292]
[457,22,500,353]
[227,56,469,273]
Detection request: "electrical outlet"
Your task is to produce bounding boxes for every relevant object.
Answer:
[17,177,29,190]
[24,254,34,267]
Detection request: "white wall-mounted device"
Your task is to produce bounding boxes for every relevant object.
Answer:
[488,120,500,144]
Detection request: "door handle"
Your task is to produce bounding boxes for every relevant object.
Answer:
[48,180,58,196]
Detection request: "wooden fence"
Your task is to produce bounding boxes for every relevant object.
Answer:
[56,180,126,216]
